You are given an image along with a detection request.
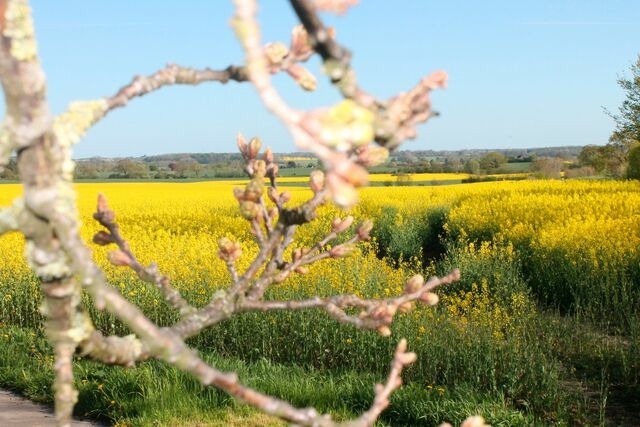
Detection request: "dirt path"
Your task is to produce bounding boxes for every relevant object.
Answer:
[0,390,102,427]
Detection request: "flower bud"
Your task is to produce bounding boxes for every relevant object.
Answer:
[329,243,354,258]
[233,187,245,202]
[377,325,392,337]
[267,186,278,203]
[331,216,354,233]
[263,147,274,163]
[398,351,417,365]
[240,201,260,220]
[290,24,311,57]
[420,292,439,306]
[108,250,131,267]
[327,173,358,208]
[236,133,248,160]
[404,274,425,294]
[460,416,488,427]
[253,160,267,178]
[266,163,279,182]
[309,170,325,193]
[92,230,114,246]
[248,137,262,160]
[264,42,289,66]
[279,191,291,204]
[398,301,414,314]
[287,64,317,91]
[356,219,373,241]
[217,237,242,262]
[96,193,109,214]
[274,272,289,283]
[334,160,368,187]
[244,179,264,202]
[268,206,278,220]
[424,70,449,90]
[358,145,389,167]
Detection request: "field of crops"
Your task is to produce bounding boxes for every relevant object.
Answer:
[0,178,639,425]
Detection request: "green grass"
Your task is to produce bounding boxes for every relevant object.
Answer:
[0,325,535,426]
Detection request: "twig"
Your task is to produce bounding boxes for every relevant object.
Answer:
[241,269,461,331]
[106,64,248,111]
[92,194,195,316]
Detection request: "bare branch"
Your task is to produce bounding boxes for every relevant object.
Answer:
[350,338,416,426]
[92,194,195,316]
[241,269,461,333]
[106,63,248,111]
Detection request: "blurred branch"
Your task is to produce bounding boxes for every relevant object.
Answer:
[105,63,248,111]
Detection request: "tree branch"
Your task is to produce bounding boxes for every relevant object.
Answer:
[92,194,195,316]
[106,63,248,111]
[241,269,461,333]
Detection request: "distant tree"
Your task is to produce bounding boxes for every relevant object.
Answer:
[578,145,607,172]
[188,161,203,177]
[463,159,480,174]
[286,160,297,168]
[532,158,563,179]
[626,144,640,179]
[74,162,98,179]
[429,159,443,173]
[443,157,462,173]
[607,54,640,154]
[115,159,149,179]
[479,152,507,171]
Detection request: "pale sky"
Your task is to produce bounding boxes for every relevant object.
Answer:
[6,1,640,157]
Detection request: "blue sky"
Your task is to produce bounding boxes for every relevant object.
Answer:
[17,1,640,157]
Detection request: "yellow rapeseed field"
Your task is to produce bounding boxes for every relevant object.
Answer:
[1,178,638,331]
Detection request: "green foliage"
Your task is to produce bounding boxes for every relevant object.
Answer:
[626,144,640,179]
[609,54,640,148]
[371,206,447,265]
[479,152,507,171]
